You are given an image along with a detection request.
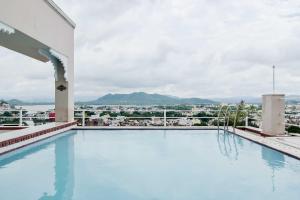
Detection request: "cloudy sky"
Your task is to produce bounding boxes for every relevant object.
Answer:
[1,0,300,101]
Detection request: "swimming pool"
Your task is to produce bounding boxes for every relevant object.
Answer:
[0,129,299,200]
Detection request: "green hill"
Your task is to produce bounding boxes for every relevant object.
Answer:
[85,92,216,105]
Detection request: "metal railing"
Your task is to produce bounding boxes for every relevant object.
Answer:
[2,107,300,136]
[0,108,234,127]
[2,107,298,130]
[74,109,225,127]
[0,109,54,126]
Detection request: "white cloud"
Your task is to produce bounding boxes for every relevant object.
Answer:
[1,0,300,100]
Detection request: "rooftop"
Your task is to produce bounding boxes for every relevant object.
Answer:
[46,0,76,28]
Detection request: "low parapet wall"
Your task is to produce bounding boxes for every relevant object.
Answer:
[0,126,27,131]
[0,122,76,155]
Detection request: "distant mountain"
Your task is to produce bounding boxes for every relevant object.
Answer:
[5,99,53,106]
[286,95,300,104]
[0,100,8,105]
[4,93,300,106]
[83,92,216,105]
[7,99,25,105]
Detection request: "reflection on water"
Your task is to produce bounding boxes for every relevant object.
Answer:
[217,131,244,160]
[261,146,285,192]
[38,132,75,200]
[217,130,288,192]
[217,130,286,168]
[261,147,285,170]
[0,131,76,200]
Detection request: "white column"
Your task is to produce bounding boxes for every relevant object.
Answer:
[53,49,74,123]
[19,109,23,126]
[164,109,167,127]
[82,110,85,126]
[55,80,73,122]
[39,48,74,123]
[262,94,285,135]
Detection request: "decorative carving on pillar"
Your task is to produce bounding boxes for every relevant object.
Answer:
[0,21,15,35]
[50,49,68,81]
[38,49,68,82]
[57,85,67,91]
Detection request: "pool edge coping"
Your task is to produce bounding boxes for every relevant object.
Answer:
[228,127,300,160]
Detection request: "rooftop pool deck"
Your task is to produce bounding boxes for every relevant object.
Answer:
[0,129,300,200]
[0,122,77,155]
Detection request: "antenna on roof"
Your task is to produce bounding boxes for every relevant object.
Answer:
[272,65,275,94]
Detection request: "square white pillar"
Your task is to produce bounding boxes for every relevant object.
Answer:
[55,80,74,122]
[262,94,285,136]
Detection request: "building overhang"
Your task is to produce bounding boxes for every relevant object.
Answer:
[0,21,49,62]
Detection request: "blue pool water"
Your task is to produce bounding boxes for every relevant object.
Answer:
[0,130,300,200]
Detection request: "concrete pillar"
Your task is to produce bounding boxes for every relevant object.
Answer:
[39,48,74,123]
[164,109,167,127]
[55,80,74,122]
[54,50,74,123]
[262,94,285,136]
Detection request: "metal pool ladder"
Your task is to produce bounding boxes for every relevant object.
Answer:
[217,105,229,131]
[218,105,236,131]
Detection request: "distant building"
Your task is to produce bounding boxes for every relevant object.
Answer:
[192,119,201,125]
[0,101,11,110]
[178,118,192,126]
[151,117,163,126]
